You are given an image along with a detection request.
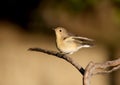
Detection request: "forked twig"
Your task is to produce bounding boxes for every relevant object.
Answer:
[83,58,120,85]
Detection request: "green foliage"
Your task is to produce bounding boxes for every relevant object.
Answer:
[113,0,120,3]
[112,0,120,26]
[52,0,100,13]
[66,0,87,12]
[112,0,120,8]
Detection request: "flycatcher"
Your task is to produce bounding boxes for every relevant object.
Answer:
[54,27,94,54]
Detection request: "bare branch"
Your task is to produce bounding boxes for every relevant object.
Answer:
[83,58,120,85]
[28,48,120,85]
[28,48,85,75]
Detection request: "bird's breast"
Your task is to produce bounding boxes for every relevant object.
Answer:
[56,38,79,54]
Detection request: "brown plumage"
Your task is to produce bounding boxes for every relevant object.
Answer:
[54,27,94,54]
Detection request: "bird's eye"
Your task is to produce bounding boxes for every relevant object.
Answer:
[59,30,62,32]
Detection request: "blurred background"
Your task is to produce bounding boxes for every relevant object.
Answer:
[0,0,120,85]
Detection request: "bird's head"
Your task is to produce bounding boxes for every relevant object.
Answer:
[53,27,69,38]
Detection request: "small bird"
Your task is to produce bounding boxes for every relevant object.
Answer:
[54,27,94,54]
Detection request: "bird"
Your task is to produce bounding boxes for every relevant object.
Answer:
[53,27,94,54]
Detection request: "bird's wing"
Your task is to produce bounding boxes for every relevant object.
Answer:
[71,36,94,46]
[73,36,93,41]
